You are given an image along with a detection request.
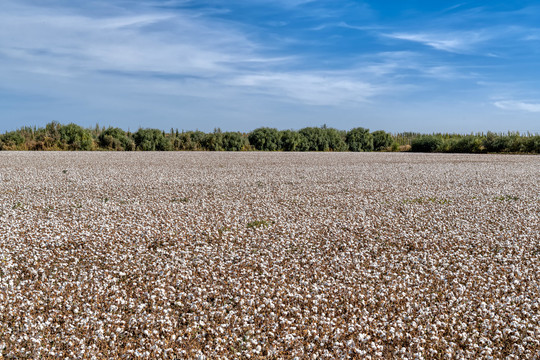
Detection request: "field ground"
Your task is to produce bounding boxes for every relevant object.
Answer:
[0,152,539,359]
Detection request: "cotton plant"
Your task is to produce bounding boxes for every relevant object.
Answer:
[0,152,538,359]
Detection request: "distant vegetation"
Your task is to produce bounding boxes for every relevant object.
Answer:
[0,121,538,153]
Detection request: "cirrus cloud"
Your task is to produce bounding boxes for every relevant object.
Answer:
[493,100,540,113]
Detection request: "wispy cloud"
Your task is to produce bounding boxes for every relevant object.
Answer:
[0,3,254,78]
[310,21,383,31]
[268,0,316,7]
[229,72,380,106]
[354,51,473,81]
[338,22,384,31]
[1,0,539,132]
[233,0,316,9]
[383,31,488,54]
[0,0,387,110]
[441,3,467,13]
[493,100,540,113]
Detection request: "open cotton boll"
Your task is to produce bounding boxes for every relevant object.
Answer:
[0,152,538,358]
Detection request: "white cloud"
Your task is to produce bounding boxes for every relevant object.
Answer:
[337,22,384,31]
[0,3,255,77]
[352,51,469,82]
[249,0,316,7]
[493,100,540,112]
[383,31,487,53]
[229,72,379,106]
[0,0,387,111]
[4,0,537,133]
[310,22,383,32]
[523,33,540,41]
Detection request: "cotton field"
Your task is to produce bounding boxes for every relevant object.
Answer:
[0,152,539,359]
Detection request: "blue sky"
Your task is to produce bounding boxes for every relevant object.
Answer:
[1,0,539,133]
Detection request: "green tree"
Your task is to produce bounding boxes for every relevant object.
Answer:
[58,123,94,150]
[188,131,206,150]
[279,130,305,151]
[248,127,280,151]
[173,131,206,150]
[410,135,443,152]
[522,135,540,153]
[346,127,373,152]
[326,128,348,151]
[372,130,393,151]
[44,121,62,141]
[448,135,484,153]
[133,129,172,151]
[98,127,135,151]
[0,131,25,150]
[222,132,246,151]
[298,127,329,151]
[483,132,510,152]
[201,128,225,151]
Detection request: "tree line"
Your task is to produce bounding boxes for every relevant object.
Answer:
[0,121,538,153]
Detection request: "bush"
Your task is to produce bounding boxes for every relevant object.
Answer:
[410,135,443,152]
[346,127,373,152]
[507,134,526,153]
[222,132,246,151]
[299,127,329,151]
[1,122,538,154]
[98,127,134,151]
[521,135,540,153]
[174,131,205,150]
[248,128,280,151]
[447,135,484,153]
[279,130,305,151]
[484,132,512,153]
[201,130,224,151]
[0,131,25,150]
[325,128,348,152]
[58,123,94,150]
[296,126,348,152]
[372,130,393,151]
[133,129,172,151]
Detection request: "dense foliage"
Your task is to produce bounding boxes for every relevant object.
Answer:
[345,127,373,152]
[411,135,443,153]
[0,121,538,153]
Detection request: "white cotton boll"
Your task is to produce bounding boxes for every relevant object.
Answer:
[358,333,370,342]
[2,152,538,358]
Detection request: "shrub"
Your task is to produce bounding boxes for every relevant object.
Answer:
[279,130,305,151]
[174,131,205,150]
[372,130,393,151]
[299,127,330,151]
[248,128,280,151]
[0,131,25,150]
[448,135,484,153]
[133,129,172,151]
[58,123,94,150]
[410,135,443,152]
[222,132,246,151]
[98,127,134,151]
[521,135,540,153]
[346,127,373,152]
[325,128,348,152]
[201,130,224,151]
[484,132,507,152]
